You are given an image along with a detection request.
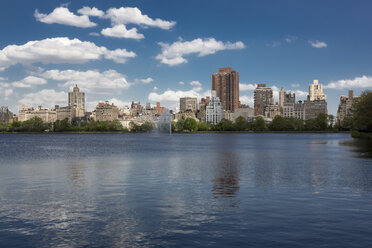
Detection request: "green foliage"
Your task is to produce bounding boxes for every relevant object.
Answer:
[183,117,197,132]
[176,119,185,132]
[108,119,123,131]
[8,121,22,132]
[234,116,248,131]
[0,122,8,132]
[141,121,155,132]
[340,116,354,131]
[197,121,209,131]
[253,116,266,131]
[328,114,335,129]
[213,119,235,131]
[21,117,48,132]
[270,116,287,131]
[305,113,328,131]
[95,121,109,131]
[353,90,372,132]
[54,118,71,132]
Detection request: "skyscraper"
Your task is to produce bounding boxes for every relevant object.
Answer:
[211,67,239,111]
[309,80,326,101]
[68,85,85,118]
[254,84,273,116]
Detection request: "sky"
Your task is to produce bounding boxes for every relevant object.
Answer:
[1,0,372,115]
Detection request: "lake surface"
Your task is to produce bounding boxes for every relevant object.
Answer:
[0,133,371,247]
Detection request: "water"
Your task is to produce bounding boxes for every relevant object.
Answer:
[0,133,371,247]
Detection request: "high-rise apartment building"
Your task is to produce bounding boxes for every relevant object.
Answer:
[211,67,239,111]
[309,80,326,101]
[180,97,197,112]
[95,101,119,121]
[68,85,85,118]
[206,91,223,124]
[336,90,359,126]
[254,84,273,116]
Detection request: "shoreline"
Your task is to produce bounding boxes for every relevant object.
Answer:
[0,131,351,134]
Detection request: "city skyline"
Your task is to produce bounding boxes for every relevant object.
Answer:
[1,0,372,115]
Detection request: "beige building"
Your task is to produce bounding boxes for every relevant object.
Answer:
[68,85,85,118]
[309,80,326,101]
[95,101,119,121]
[180,97,197,113]
[18,105,57,123]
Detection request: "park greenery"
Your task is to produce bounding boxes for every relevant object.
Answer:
[1,91,371,136]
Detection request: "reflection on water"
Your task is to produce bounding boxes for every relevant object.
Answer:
[340,139,372,158]
[0,133,372,247]
[212,152,240,198]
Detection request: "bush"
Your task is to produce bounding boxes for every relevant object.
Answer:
[183,118,197,132]
[353,90,372,132]
[197,121,209,131]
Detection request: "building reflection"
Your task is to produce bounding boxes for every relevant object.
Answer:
[212,152,240,199]
[68,162,85,186]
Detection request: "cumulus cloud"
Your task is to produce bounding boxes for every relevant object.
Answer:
[105,7,176,30]
[0,37,136,70]
[285,36,298,43]
[309,40,327,48]
[89,32,100,37]
[135,77,153,84]
[101,25,144,39]
[0,81,13,99]
[12,76,47,88]
[19,89,67,108]
[77,6,104,17]
[190,81,201,87]
[240,95,254,105]
[153,86,158,91]
[156,38,245,66]
[34,7,96,28]
[240,83,256,91]
[40,69,131,93]
[178,81,185,85]
[324,75,372,89]
[291,83,300,88]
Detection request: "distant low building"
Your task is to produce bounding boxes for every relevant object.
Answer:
[18,105,57,123]
[233,106,254,121]
[304,100,327,120]
[154,102,167,116]
[0,107,13,123]
[95,101,119,121]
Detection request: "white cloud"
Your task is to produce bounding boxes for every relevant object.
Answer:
[293,90,308,98]
[156,38,245,66]
[107,98,131,108]
[285,36,298,43]
[101,25,144,39]
[105,7,176,30]
[40,69,131,93]
[0,82,13,99]
[12,76,47,88]
[190,81,201,87]
[89,32,100,37]
[19,89,67,108]
[0,37,136,70]
[324,75,372,89]
[291,83,300,88]
[136,77,153,84]
[309,40,327,48]
[153,86,158,91]
[240,83,256,91]
[34,7,96,28]
[77,6,104,17]
[240,95,254,105]
[266,41,281,47]
[178,81,185,85]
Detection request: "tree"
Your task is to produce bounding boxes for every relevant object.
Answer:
[141,121,155,132]
[176,119,185,132]
[21,117,48,132]
[353,90,372,132]
[129,121,141,133]
[183,117,197,132]
[197,121,209,131]
[54,118,71,132]
[8,121,22,132]
[95,121,108,131]
[305,113,328,131]
[270,116,287,131]
[341,116,354,130]
[253,116,266,131]
[109,119,123,131]
[234,116,248,131]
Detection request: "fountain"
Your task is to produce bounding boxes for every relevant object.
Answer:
[157,109,172,135]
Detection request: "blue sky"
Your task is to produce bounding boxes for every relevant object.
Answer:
[1,0,372,115]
